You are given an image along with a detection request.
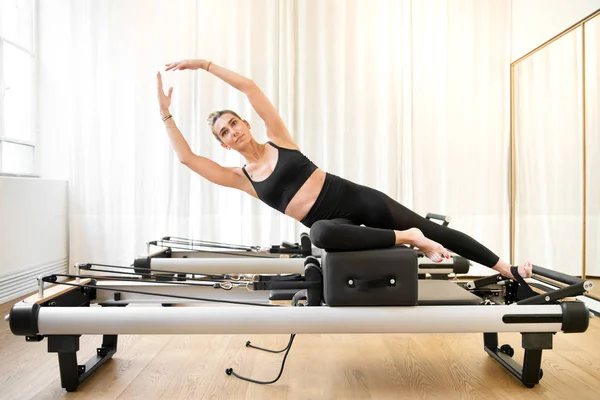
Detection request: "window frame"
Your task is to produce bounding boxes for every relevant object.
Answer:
[0,0,39,178]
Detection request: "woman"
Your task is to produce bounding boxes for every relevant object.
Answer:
[156,59,532,280]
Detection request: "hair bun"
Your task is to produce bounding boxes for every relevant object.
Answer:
[207,112,217,124]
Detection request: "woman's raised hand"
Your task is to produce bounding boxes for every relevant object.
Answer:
[156,71,173,114]
[165,59,205,71]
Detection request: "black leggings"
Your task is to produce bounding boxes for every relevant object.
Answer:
[300,173,500,268]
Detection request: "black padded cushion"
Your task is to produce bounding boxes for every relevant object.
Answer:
[322,247,418,306]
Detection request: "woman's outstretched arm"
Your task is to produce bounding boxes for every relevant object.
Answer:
[156,72,254,195]
[165,59,297,148]
[156,71,192,160]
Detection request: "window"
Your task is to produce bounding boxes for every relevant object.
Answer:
[0,0,37,176]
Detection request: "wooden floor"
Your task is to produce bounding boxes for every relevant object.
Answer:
[2,291,600,400]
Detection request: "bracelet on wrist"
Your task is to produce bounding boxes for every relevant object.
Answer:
[162,114,173,122]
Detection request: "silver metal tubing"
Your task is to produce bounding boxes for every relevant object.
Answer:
[35,304,566,335]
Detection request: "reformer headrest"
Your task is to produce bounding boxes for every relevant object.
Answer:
[321,247,418,306]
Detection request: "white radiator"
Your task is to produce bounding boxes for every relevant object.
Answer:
[0,177,68,304]
[0,258,68,303]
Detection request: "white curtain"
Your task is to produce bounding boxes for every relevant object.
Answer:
[513,28,584,276]
[38,0,511,269]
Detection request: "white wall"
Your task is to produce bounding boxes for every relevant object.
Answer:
[0,177,68,303]
[511,0,600,62]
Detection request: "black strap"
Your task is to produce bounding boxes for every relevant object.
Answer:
[510,266,538,300]
[266,141,283,150]
[241,166,253,182]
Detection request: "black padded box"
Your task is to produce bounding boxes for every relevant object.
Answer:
[322,247,418,306]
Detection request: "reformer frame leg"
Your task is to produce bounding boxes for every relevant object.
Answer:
[483,332,551,388]
[48,334,118,392]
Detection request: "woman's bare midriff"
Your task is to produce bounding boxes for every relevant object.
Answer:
[236,142,327,222]
[284,168,327,222]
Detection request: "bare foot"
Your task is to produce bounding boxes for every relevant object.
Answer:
[497,261,533,280]
[407,228,451,262]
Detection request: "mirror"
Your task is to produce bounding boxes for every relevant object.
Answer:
[513,27,584,277]
[585,14,600,277]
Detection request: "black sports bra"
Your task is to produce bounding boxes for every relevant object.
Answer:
[242,142,318,213]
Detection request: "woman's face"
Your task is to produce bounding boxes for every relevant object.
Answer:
[213,113,251,149]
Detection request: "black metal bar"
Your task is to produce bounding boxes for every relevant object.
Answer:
[483,332,524,386]
[517,281,588,305]
[467,274,506,289]
[483,332,551,388]
[483,332,498,347]
[77,336,118,390]
[100,334,118,354]
[520,332,552,388]
[484,346,525,384]
[57,352,80,392]
[47,333,120,392]
[521,350,543,388]
[48,336,81,392]
[532,264,584,286]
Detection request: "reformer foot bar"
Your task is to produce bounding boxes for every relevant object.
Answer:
[7,246,592,391]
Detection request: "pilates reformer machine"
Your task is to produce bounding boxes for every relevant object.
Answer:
[7,239,593,392]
